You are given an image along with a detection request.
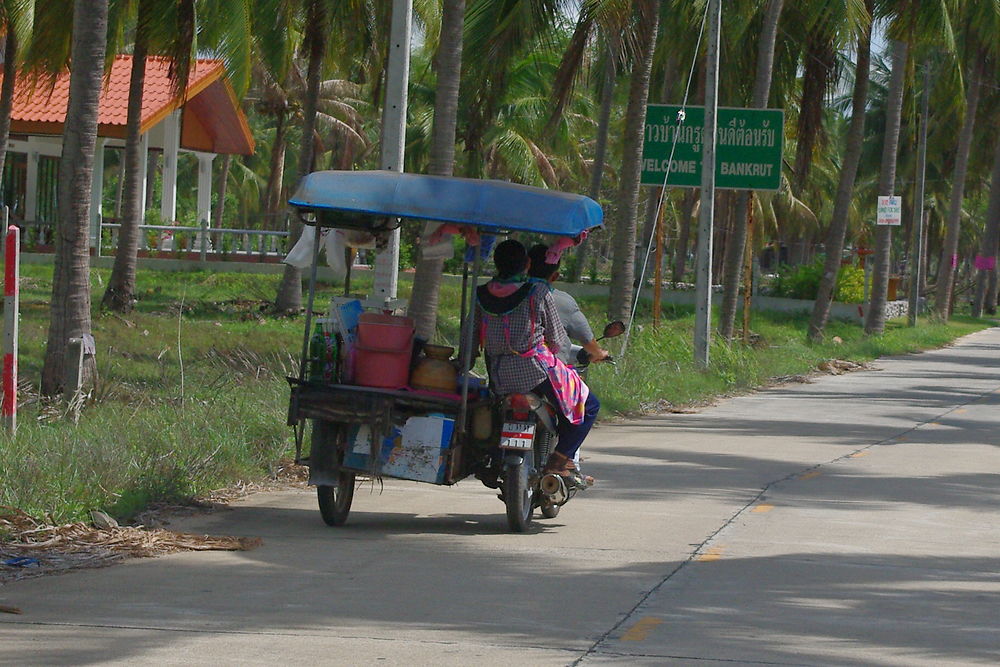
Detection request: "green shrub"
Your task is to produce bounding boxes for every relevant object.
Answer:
[772,257,865,303]
[772,259,825,300]
[833,264,865,303]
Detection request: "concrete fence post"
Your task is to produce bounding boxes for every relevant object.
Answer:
[3,214,19,434]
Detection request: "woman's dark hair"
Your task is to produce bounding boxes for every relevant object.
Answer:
[493,239,528,278]
[527,244,559,280]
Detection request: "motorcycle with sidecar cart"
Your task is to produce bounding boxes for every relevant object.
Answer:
[285,170,606,532]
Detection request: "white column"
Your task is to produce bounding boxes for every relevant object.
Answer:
[24,148,38,222]
[138,133,149,222]
[373,0,412,302]
[196,152,214,226]
[89,138,106,248]
[196,152,215,255]
[160,111,180,224]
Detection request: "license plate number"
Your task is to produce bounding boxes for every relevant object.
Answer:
[500,422,535,450]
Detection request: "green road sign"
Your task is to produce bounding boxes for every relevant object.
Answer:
[642,105,784,190]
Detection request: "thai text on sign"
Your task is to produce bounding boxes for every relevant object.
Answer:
[641,105,784,191]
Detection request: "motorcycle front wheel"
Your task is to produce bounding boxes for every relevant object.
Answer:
[504,458,533,532]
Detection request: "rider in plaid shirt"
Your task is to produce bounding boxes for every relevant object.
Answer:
[474,239,600,486]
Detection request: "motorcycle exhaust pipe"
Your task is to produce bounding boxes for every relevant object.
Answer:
[540,473,568,504]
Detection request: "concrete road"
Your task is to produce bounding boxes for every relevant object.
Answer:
[3,328,1000,666]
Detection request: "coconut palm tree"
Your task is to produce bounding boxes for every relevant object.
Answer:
[101,0,254,313]
[407,0,465,340]
[40,0,109,395]
[273,0,383,313]
[608,0,661,323]
[808,0,874,341]
[716,0,785,341]
[864,0,954,334]
[274,0,331,314]
[862,37,907,335]
[933,1,1000,318]
[972,135,1000,316]
[0,1,32,192]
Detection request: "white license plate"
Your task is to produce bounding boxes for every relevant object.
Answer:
[500,421,535,450]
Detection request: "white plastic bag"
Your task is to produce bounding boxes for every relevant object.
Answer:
[283,229,318,268]
[324,230,347,280]
[419,222,455,261]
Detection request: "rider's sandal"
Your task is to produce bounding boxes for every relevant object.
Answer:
[543,452,595,488]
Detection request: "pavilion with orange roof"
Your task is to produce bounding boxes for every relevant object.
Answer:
[2,55,254,246]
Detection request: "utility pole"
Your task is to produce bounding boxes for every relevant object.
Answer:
[374,0,412,302]
[694,0,720,367]
[909,63,930,327]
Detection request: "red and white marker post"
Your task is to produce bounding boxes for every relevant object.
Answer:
[3,221,19,433]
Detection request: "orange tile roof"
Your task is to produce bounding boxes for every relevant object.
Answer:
[4,55,253,155]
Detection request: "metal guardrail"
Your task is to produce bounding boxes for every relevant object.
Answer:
[16,218,290,262]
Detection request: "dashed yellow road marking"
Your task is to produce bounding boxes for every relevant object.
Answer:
[751,503,774,513]
[621,616,663,641]
[798,470,822,480]
[849,452,869,458]
[697,546,724,562]
[955,408,967,413]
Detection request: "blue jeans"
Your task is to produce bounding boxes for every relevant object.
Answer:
[533,379,600,459]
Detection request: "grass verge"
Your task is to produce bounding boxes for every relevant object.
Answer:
[1,264,993,525]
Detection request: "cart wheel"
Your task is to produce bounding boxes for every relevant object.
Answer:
[317,470,355,527]
[504,459,533,532]
[539,500,560,519]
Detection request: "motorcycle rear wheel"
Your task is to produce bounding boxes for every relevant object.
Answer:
[504,459,533,532]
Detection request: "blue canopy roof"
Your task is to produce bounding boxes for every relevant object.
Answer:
[288,170,603,237]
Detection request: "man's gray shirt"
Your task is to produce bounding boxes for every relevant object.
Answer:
[551,288,594,363]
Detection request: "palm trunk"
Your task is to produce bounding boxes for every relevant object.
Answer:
[972,130,1000,317]
[40,0,109,395]
[863,38,907,335]
[672,189,697,284]
[934,55,984,318]
[407,0,465,340]
[569,50,616,284]
[275,0,326,313]
[718,0,784,340]
[808,6,871,340]
[608,0,661,322]
[213,153,231,227]
[102,17,148,313]
[0,28,17,190]
[263,108,287,226]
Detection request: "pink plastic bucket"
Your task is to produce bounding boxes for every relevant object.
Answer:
[354,313,414,389]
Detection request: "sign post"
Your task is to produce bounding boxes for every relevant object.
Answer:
[693,0,721,368]
[373,0,412,303]
[643,105,784,191]
[877,196,902,226]
[3,221,19,433]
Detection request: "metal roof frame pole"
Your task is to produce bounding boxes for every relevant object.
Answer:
[374,0,412,303]
[694,0,721,367]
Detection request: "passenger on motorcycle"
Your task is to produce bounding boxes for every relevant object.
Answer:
[527,243,610,366]
[474,239,600,486]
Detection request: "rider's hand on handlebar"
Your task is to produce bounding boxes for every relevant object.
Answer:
[582,340,610,363]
